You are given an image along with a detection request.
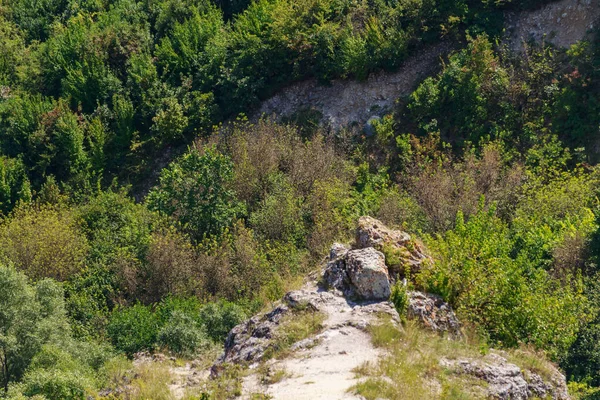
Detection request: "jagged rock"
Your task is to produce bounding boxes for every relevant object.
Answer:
[441,354,570,400]
[323,243,354,297]
[355,216,430,275]
[214,305,290,371]
[345,248,391,300]
[356,216,412,249]
[407,291,461,338]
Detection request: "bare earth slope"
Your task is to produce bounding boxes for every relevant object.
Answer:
[255,41,454,130]
[255,0,600,130]
[239,289,396,399]
[505,0,600,52]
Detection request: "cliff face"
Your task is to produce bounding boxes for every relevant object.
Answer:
[255,0,600,130]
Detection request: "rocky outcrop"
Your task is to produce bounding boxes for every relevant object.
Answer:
[441,354,569,400]
[323,243,354,298]
[255,41,454,130]
[356,216,412,249]
[212,289,400,378]
[323,217,461,335]
[504,0,600,52]
[324,217,430,297]
[407,291,462,338]
[345,248,391,300]
[356,216,430,276]
[216,304,290,368]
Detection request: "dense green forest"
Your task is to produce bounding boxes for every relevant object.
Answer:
[0,0,600,398]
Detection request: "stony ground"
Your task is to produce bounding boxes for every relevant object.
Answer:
[255,41,455,129]
[504,0,599,52]
[239,286,397,399]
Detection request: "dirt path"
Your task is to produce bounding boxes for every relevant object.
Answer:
[239,290,397,399]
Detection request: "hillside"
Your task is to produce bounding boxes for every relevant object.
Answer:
[0,0,599,399]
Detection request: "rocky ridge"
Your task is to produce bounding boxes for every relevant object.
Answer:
[207,217,569,399]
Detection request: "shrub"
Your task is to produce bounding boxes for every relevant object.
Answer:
[141,230,201,303]
[249,173,307,247]
[199,301,247,342]
[147,146,244,240]
[0,265,70,392]
[419,204,589,358]
[390,280,409,320]
[0,205,88,281]
[107,304,158,356]
[157,311,208,357]
[17,369,93,400]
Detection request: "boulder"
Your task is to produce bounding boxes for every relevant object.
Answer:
[407,291,461,338]
[441,354,569,400]
[345,248,391,300]
[355,216,430,275]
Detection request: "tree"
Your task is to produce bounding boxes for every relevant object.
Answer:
[0,205,88,281]
[0,264,69,392]
[147,146,244,239]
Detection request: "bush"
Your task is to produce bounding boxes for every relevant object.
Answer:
[199,300,247,342]
[157,311,208,357]
[17,369,92,400]
[0,265,70,392]
[107,304,158,356]
[141,230,201,303]
[147,146,244,240]
[0,205,88,281]
[390,280,409,320]
[418,203,589,358]
[14,345,98,400]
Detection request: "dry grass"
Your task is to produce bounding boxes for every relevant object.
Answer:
[351,319,489,400]
[263,309,326,360]
[183,364,244,400]
[128,363,174,400]
[352,317,563,400]
[257,364,291,385]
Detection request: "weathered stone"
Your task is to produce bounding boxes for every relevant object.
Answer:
[355,216,430,275]
[441,354,570,400]
[346,248,391,300]
[214,305,290,371]
[356,216,411,249]
[407,291,461,338]
[323,243,354,297]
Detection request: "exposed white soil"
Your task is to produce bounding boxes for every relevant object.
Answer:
[255,41,455,129]
[504,0,600,52]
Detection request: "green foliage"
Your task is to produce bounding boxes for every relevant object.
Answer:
[157,311,208,357]
[249,173,307,247]
[0,157,31,215]
[0,205,88,281]
[199,300,247,342]
[0,0,599,393]
[390,280,409,319]
[147,146,244,240]
[419,203,589,358]
[0,265,70,392]
[406,35,512,146]
[563,315,600,387]
[107,304,158,356]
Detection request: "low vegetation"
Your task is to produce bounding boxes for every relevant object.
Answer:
[0,0,598,397]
